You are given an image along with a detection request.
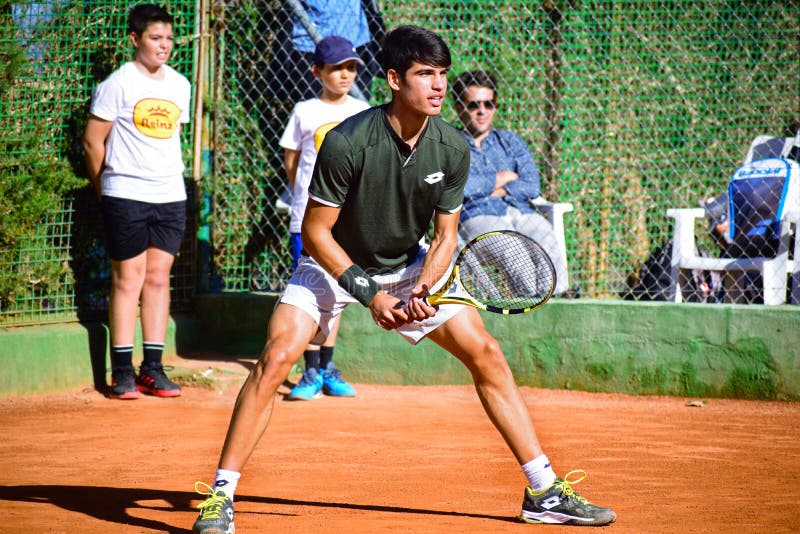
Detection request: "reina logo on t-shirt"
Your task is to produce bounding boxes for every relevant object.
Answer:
[133,98,180,139]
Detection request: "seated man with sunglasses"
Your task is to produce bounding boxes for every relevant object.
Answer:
[452,69,569,294]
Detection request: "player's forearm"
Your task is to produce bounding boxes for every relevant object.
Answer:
[303,224,385,308]
[415,231,458,294]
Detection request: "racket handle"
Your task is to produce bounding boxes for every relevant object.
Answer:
[422,295,439,307]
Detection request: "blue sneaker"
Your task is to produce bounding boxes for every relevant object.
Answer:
[322,362,356,397]
[287,367,323,400]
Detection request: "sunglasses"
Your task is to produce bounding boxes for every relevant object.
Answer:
[465,100,496,111]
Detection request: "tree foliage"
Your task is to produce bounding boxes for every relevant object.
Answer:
[0,0,86,310]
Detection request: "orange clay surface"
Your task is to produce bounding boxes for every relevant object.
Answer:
[1,354,799,533]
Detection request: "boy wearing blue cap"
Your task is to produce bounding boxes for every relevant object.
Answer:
[278,35,369,400]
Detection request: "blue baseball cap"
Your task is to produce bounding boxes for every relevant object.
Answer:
[313,35,365,66]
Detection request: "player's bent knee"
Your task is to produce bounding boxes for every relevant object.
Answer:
[248,350,296,396]
[467,336,509,375]
[258,343,302,376]
[480,335,505,360]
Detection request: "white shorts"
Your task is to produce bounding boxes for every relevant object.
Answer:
[280,247,466,345]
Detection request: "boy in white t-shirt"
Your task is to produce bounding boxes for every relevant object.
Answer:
[278,35,370,400]
[82,4,191,400]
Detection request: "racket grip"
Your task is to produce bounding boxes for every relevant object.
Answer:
[422,295,438,307]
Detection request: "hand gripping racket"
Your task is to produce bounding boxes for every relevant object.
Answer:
[424,230,556,314]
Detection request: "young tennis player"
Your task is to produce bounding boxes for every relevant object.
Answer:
[192,25,615,533]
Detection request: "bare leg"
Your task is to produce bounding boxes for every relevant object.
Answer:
[218,303,319,471]
[305,312,341,352]
[322,313,341,348]
[140,246,175,343]
[426,307,543,464]
[109,252,147,345]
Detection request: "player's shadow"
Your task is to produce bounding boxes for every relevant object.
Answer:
[0,484,193,533]
[0,484,517,531]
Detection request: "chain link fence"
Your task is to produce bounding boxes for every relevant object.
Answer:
[208,0,799,302]
[1,0,798,327]
[0,0,196,326]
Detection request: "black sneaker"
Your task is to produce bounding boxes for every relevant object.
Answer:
[136,363,181,397]
[193,482,235,534]
[109,366,141,400]
[519,470,616,526]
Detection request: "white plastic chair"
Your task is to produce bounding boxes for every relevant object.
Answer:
[530,197,574,289]
[667,136,799,305]
[666,207,798,304]
[456,198,574,282]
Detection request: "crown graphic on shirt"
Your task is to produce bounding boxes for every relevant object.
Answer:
[147,105,170,117]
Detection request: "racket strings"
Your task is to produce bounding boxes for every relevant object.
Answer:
[459,232,555,309]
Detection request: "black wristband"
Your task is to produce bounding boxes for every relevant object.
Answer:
[337,265,381,307]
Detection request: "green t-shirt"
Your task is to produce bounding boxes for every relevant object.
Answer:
[309,105,469,273]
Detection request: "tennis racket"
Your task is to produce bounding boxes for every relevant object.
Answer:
[424,230,556,314]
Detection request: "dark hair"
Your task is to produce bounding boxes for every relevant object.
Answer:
[128,4,174,35]
[380,25,451,78]
[451,70,497,101]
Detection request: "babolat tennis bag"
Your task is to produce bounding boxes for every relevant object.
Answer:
[727,157,800,258]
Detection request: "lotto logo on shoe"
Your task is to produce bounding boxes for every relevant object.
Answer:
[540,496,562,510]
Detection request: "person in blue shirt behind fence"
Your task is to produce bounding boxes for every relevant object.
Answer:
[266,0,385,102]
[452,69,569,295]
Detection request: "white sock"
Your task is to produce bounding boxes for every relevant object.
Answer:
[213,468,241,500]
[521,454,557,492]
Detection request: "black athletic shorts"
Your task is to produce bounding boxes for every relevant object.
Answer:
[101,196,186,261]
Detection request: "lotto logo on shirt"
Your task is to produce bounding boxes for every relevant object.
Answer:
[314,122,340,151]
[133,98,180,139]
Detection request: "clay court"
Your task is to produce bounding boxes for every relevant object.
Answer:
[1,356,798,533]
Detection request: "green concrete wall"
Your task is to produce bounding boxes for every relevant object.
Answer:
[336,300,800,400]
[0,316,199,396]
[2,294,798,399]
[0,322,108,395]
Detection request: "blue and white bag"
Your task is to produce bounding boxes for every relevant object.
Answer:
[727,157,799,257]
